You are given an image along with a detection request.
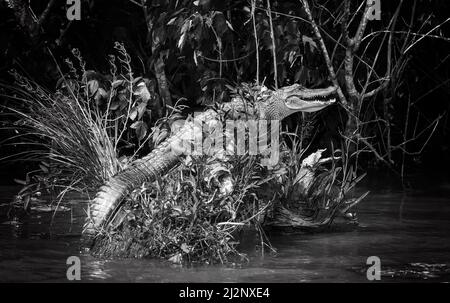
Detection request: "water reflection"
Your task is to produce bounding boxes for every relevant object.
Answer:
[0,173,449,282]
[84,259,114,280]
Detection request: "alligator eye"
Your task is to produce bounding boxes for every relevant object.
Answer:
[285,95,302,105]
[286,83,302,91]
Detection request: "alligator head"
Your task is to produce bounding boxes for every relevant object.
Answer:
[260,84,337,119]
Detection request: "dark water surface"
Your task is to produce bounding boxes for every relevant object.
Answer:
[0,172,449,282]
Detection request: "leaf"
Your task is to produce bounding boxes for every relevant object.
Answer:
[193,50,200,66]
[130,121,142,129]
[129,107,138,121]
[178,20,191,49]
[181,243,191,253]
[87,79,99,96]
[98,88,108,98]
[171,206,183,215]
[132,77,143,85]
[136,122,148,141]
[39,164,49,173]
[117,93,129,109]
[226,20,234,31]
[178,32,187,49]
[302,35,318,52]
[167,17,177,25]
[129,103,147,121]
[212,12,227,36]
[137,102,147,120]
[23,195,31,211]
[14,179,26,185]
[111,80,125,89]
[294,70,302,82]
[110,100,120,110]
[133,82,151,102]
[288,50,297,65]
[94,88,109,105]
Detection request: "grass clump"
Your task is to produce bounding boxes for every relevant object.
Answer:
[91,154,275,263]
[1,44,154,207]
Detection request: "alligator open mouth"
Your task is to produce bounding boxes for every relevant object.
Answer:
[285,86,337,112]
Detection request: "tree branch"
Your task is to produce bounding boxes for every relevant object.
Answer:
[352,0,372,52]
[251,0,260,84]
[266,0,278,88]
[38,0,57,27]
[300,0,347,105]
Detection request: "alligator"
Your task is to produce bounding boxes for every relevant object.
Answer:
[82,84,337,248]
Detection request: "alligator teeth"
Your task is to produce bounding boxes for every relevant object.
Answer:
[308,95,334,101]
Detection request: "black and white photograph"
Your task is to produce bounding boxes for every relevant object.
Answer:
[0,0,449,287]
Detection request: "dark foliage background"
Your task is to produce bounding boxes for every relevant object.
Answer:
[0,0,449,184]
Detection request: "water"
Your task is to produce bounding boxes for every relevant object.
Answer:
[0,172,449,282]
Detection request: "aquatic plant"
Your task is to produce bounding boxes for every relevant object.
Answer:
[0,44,158,208]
